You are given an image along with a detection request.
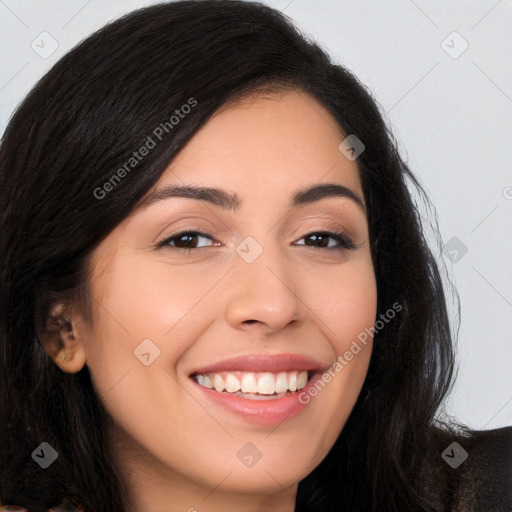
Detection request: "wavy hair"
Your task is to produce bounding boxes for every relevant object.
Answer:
[0,1,460,510]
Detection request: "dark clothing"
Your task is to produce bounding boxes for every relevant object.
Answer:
[445,426,512,511]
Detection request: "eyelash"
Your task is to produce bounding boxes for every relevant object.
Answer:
[156,230,357,253]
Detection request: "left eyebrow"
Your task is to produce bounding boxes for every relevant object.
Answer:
[135,182,365,213]
[291,183,365,213]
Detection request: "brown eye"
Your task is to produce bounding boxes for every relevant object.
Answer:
[157,231,216,252]
[296,231,356,250]
[172,233,200,249]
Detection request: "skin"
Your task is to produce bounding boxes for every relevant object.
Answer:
[44,89,377,512]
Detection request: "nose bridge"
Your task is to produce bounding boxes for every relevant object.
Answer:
[225,233,302,330]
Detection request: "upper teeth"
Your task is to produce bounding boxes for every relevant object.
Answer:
[194,371,309,395]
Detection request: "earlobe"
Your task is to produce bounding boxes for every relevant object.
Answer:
[40,303,87,374]
[53,331,87,374]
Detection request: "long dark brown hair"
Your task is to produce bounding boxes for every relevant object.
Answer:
[1,1,463,510]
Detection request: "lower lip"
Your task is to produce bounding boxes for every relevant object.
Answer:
[190,373,321,426]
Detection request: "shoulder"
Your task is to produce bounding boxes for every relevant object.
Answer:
[432,425,512,511]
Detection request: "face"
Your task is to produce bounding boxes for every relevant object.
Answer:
[69,89,377,503]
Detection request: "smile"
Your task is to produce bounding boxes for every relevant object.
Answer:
[188,354,328,424]
[192,370,310,399]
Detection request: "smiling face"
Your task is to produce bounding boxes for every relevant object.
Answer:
[61,89,377,508]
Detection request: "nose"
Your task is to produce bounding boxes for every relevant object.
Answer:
[224,243,303,333]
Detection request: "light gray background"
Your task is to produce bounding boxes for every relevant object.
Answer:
[1,0,511,430]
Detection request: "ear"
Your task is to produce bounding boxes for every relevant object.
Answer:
[40,303,86,374]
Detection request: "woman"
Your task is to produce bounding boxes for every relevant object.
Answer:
[0,1,510,511]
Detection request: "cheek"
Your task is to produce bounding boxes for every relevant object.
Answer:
[78,260,211,462]
[304,254,377,351]
[328,256,377,387]
[83,253,211,361]
[301,258,376,418]
[78,257,192,411]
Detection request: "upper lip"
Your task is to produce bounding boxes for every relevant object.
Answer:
[189,353,329,375]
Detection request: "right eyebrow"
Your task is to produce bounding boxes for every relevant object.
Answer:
[136,183,241,211]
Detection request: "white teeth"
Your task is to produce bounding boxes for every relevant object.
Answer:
[202,375,212,389]
[288,371,298,392]
[212,374,225,392]
[225,373,241,393]
[297,371,308,390]
[274,372,288,394]
[194,370,310,395]
[257,373,275,395]
[241,373,258,393]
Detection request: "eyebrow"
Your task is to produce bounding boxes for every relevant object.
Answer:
[136,182,366,213]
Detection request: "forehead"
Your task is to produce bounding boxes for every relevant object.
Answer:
[152,89,363,199]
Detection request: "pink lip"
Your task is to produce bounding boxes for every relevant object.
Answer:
[188,354,329,426]
[191,372,325,426]
[190,353,328,375]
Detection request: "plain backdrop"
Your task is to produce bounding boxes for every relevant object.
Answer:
[1,0,511,430]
